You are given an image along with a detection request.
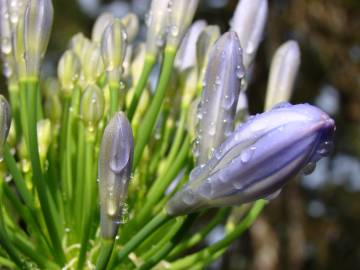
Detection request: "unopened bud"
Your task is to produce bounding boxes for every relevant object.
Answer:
[23,0,54,77]
[195,32,244,165]
[80,85,105,129]
[167,103,335,216]
[166,0,200,48]
[265,40,301,110]
[98,112,133,239]
[101,19,127,83]
[82,44,104,84]
[230,0,268,70]
[92,12,114,44]
[57,50,81,96]
[145,0,170,56]
[121,13,139,43]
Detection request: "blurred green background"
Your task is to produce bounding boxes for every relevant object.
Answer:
[2,0,360,269]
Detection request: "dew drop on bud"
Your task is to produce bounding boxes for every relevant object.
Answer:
[182,189,196,205]
[302,162,316,175]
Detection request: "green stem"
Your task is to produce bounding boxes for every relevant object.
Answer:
[20,78,66,265]
[0,256,16,269]
[109,82,120,117]
[169,208,231,260]
[133,47,176,168]
[136,137,189,225]
[3,144,33,208]
[76,129,96,270]
[95,239,115,270]
[114,210,172,267]
[127,55,156,121]
[170,201,266,269]
[137,213,198,270]
[8,82,21,142]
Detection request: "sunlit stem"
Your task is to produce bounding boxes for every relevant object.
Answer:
[169,200,266,269]
[136,137,190,225]
[127,55,156,121]
[77,128,96,270]
[133,47,176,168]
[19,77,66,265]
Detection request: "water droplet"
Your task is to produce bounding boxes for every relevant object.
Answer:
[198,178,213,198]
[65,227,71,233]
[120,202,128,224]
[317,141,333,156]
[107,197,117,217]
[264,189,282,201]
[240,146,256,163]
[272,102,292,110]
[1,38,12,55]
[192,138,200,157]
[233,180,244,190]
[302,162,316,175]
[208,122,216,136]
[182,189,196,205]
[223,92,235,109]
[189,164,206,181]
[170,25,179,37]
[236,65,245,79]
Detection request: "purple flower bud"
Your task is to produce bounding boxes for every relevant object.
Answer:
[194,32,244,165]
[0,95,11,160]
[98,112,134,239]
[167,103,335,216]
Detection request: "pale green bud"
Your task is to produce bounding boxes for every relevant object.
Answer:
[0,95,11,160]
[166,0,200,48]
[37,119,51,164]
[57,50,81,96]
[196,25,221,88]
[80,85,105,129]
[13,15,27,77]
[230,0,268,70]
[265,40,301,110]
[23,0,54,77]
[45,92,62,124]
[145,0,170,56]
[82,44,104,85]
[92,12,114,44]
[101,19,127,83]
[69,32,91,61]
[121,13,139,43]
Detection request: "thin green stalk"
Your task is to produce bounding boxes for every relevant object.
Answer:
[74,122,85,236]
[76,129,96,270]
[133,47,176,168]
[19,78,66,265]
[113,210,172,267]
[137,213,198,270]
[127,55,156,121]
[8,82,21,142]
[60,96,71,202]
[136,137,190,225]
[3,144,33,208]
[169,201,266,269]
[95,239,115,270]
[162,107,188,170]
[0,256,16,269]
[169,208,231,260]
[109,82,120,117]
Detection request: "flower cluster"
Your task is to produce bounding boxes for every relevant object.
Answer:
[0,0,334,269]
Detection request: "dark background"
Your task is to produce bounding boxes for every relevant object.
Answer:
[2,0,359,269]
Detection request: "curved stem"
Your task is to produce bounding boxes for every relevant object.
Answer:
[95,239,114,270]
[133,47,176,168]
[109,82,120,117]
[113,210,171,267]
[137,213,198,270]
[136,138,189,225]
[168,208,231,260]
[127,55,156,121]
[169,201,266,269]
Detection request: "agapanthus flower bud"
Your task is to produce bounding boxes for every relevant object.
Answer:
[82,44,104,85]
[230,0,268,70]
[0,95,11,159]
[145,0,170,56]
[57,50,81,96]
[167,103,335,216]
[23,0,54,77]
[13,15,26,77]
[0,1,14,78]
[80,85,105,129]
[98,112,133,239]
[5,0,27,30]
[196,25,221,88]
[167,0,200,48]
[69,32,91,60]
[101,19,127,83]
[92,12,114,44]
[121,13,139,43]
[265,41,301,110]
[194,32,244,165]
[174,20,207,72]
